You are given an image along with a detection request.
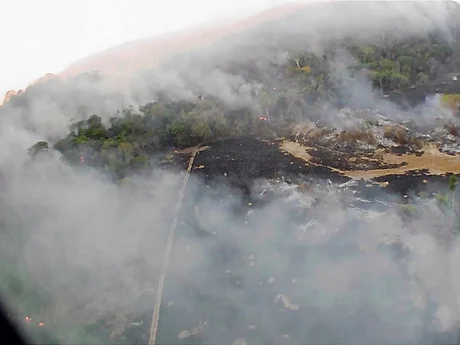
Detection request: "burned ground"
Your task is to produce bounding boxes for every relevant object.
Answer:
[190,136,458,198]
[192,136,348,194]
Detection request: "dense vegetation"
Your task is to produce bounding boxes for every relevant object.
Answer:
[28,99,277,179]
[285,32,460,99]
[349,33,457,90]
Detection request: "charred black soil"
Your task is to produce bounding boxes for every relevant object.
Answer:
[191,136,348,195]
[185,136,460,199]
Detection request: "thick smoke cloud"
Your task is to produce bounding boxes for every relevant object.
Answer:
[4,150,460,344]
[3,1,460,136]
[2,1,460,344]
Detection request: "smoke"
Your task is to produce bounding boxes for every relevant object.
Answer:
[4,146,460,344]
[3,1,458,136]
[161,177,460,344]
[2,1,460,344]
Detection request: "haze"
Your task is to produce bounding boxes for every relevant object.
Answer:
[4,1,460,344]
[0,0,303,97]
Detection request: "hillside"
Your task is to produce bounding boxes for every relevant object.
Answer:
[60,2,307,80]
[5,1,460,345]
[0,1,306,106]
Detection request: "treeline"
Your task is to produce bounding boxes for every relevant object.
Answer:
[351,33,456,91]
[287,32,460,93]
[29,99,278,179]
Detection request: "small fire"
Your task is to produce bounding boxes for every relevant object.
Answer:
[259,116,268,121]
[38,322,44,327]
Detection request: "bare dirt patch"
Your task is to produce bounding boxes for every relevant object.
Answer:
[280,140,460,180]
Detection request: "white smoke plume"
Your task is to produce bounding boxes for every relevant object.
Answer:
[1,1,460,344]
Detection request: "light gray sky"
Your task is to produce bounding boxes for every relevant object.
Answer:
[0,0,294,97]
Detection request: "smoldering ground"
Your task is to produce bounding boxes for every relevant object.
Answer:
[4,144,460,344]
[163,175,460,345]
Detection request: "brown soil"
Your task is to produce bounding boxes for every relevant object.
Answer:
[280,140,460,180]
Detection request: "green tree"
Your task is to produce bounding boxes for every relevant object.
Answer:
[397,55,416,78]
[28,141,49,156]
[168,118,193,148]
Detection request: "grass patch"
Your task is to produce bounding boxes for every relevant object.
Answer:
[441,93,460,110]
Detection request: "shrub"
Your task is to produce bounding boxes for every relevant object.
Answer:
[28,141,49,156]
[445,123,460,137]
[384,125,409,145]
[400,203,417,217]
[337,128,376,144]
